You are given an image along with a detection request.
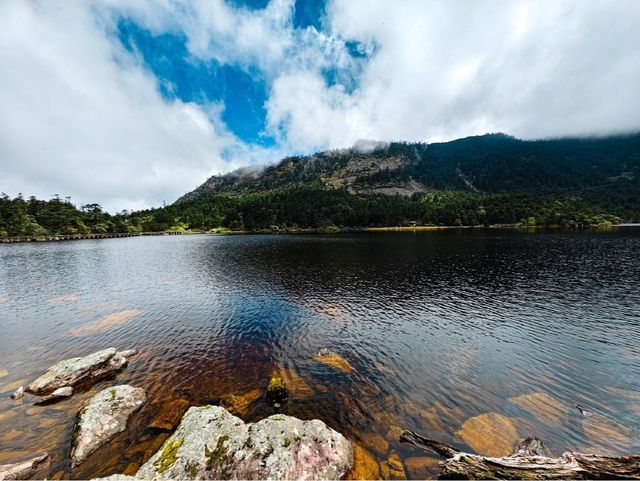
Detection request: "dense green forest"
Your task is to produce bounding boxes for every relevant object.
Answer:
[1,183,637,237]
[2,133,638,237]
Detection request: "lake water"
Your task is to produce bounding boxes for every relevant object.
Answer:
[1,229,639,479]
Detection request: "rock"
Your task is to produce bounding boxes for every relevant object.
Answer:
[266,377,288,406]
[135,405,352,480]
[361,432,389,456]
[149,397,191,431]
[455,412,519,457]
[344,444,380,480]
[404,456,440,479]
[386,424,404,441]
[35,386,73,405]
[577,406,630,450]
[10,386,24,400]
[116,349,138,358]
[387,451,406,479]
[414,401,464,438]
[26,348,129,394]
[0,454,49,480]
[312,349,353,373]
[220,389,262,418]
[270,366,315,399]
[379,461,390,479]
[69,310,144,336]
[509,392,568,425]
[71,385,146,467]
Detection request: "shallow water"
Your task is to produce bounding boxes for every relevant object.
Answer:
[0,229,639,479]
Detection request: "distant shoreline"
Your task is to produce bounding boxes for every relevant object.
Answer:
[2,223,638,244]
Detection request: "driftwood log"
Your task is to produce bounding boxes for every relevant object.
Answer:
[400,430,640,479]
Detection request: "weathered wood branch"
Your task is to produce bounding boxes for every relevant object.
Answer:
[400,430,640,479]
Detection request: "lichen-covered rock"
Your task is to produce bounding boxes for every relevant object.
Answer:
[34,386,73,405]
[26,348,129,394]
[0,454,49,480]
[71,385,146,467]
[135,405,352,480]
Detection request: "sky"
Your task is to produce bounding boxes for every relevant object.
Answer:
[1,0,639,212]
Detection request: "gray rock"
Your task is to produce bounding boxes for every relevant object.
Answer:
[0,454,49,480]
[10,386,24,400]
[34,386,73,405]
[135,405,352,480]
[71,385,146,467]
[116,349,137,358]
[26,348,129,394]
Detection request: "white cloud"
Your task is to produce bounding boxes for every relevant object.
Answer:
[266,0,640,148]
[1,0,639,211]
[0,0,264,212]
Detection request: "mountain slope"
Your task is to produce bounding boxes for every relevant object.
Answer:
[177,132,640,203]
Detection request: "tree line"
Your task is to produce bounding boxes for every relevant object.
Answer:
[2,184,636,237]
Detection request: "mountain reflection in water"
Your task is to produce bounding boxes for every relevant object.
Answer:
[0,229,639,479]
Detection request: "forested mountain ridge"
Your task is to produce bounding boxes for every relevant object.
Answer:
[2,132,639,237]
[177,132,640,203]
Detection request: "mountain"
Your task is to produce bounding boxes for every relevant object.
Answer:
[177,132,640,203]
[3,132,638,238]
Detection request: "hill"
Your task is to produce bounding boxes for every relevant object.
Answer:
[177,133,640,202]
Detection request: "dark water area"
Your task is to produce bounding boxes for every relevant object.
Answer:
[0,229,639,479]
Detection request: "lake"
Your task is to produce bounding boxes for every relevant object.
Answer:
[1,229,639,479]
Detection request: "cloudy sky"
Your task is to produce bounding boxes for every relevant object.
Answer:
[1,0,639,212]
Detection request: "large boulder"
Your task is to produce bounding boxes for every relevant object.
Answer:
[71,385,146,467]
[0,454,49,480]
[135,405,352,480]
[27,348,129,394]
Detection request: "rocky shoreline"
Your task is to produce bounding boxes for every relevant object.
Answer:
[2,348,636,480]
[0,348,358,481]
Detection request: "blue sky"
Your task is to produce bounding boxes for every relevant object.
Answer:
[1,0,639,211]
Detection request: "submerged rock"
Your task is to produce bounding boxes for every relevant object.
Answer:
[404,456,440,479]
[455,412,519,457]
[71,385,146,467]
[509,392,568,425]
[34,386,73,405]
[0,454,49,480]
[10,386,24,400]
[576,405,631,450]
[344,444,379,480]
[312,349,353,374]
[220,389,262,418]
[135,405,352,480]
[387,451,406,479]
[27,348,130,394]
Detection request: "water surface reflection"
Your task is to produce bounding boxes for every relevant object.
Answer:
[0,230,639,478]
